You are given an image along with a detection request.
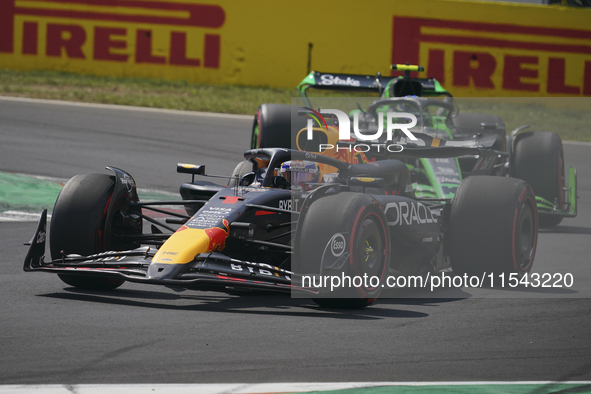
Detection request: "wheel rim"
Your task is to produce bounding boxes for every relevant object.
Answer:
[354,213,387,290]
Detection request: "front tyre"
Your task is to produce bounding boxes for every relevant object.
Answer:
[50,173,138,290]
[294,192,390,308]
[512,131,564,227]
[448,176,537,277]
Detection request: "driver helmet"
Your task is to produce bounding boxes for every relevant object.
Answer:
[278,160,320,189]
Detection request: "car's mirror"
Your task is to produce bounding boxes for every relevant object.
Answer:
[239,172,256,186]
[177,163,205,175]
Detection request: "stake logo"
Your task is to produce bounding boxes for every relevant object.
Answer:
[320,74,361,86]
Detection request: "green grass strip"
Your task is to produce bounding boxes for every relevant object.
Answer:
[0,171,179,213]
[0,68,296,115]
[304,383,591,394]
[2,68,590,141]
[0,172,63,213]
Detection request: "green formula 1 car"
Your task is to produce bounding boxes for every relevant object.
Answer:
[250,64,577,227]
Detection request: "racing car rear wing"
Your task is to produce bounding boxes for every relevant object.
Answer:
[297,66,451,107]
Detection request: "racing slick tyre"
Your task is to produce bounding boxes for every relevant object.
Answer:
[448,176,537,277]
[294,192,390,309]
[50,173,140,290]
[453,113,507,151]
[512,131,565,227]
[251,104,306,149]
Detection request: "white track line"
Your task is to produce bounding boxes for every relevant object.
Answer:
[1,382,590,394]
[563,140,591,146]
[0,95,253,120]
[0,211,48,222]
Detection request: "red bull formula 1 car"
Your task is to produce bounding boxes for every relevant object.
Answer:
[24,135,559,307]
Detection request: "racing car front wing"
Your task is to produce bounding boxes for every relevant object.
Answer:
[24,210,317,295]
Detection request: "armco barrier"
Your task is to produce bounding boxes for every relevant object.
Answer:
[0,0,590,96]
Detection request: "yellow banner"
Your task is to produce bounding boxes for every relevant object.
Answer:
[1,0,590,96]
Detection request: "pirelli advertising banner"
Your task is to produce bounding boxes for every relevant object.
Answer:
[1,0,590,97]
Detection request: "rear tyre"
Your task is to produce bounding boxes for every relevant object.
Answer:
[50,173,138,290]
[448,176,537,277]
[294,192,390,308]
[251,104,307,149]
[512,131,564,227]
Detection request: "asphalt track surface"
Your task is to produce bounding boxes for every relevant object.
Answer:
[1,97,590,386]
